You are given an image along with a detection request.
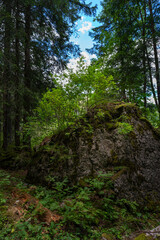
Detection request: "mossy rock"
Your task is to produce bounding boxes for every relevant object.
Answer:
[102,233,115,240]
[27,101,160,203]
[105,122,117,131]
[111,168,128,181]
[113,103,138,118]
[134,233,153,240]
[104,110,112,120]
[140,117,160,139]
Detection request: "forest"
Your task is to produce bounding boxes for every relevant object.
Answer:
[0,0,160,239]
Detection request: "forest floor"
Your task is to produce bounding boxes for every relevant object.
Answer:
[0,168,160,240]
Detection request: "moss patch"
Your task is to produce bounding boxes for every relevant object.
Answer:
[140,117,160,140]
[134,233,153,240]
[102,233,115,239]
[111,167,128,181]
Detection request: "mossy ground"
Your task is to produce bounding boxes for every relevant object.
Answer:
[0,169,160,240]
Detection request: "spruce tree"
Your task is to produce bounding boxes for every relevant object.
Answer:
[89,0,160,108]
[0,0,96,149]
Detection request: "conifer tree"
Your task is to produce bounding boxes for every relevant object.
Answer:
[2,0,12,149]
[0,0,96,149]
[89,0,160,108]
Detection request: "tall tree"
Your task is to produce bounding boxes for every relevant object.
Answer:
[0,0,96,149]
[89,0,160,107]
[23,3,31,145]
[148,0,160,112]
[2,0,12,149]
[14,0,21,146]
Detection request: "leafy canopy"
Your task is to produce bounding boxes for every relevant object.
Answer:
[26,57,118,146]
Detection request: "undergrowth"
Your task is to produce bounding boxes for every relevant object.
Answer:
[0,169,159,239]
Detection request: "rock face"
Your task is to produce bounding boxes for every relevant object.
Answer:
[134,225,160,239]
[27,102,160,202]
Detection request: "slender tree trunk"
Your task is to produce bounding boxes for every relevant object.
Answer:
[15,0,21,146]
[146,47,158,107]
[142,42,147,109]
[0,74,2,147]
[120,43,126,99]
[3,0,12,150]
[142,10,147,109]
[148,0,160,113]
[138,0,147,109]
[23,4,31,146]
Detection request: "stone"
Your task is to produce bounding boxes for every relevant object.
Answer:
[146,225,160,239]
[134,233,152,240]
[26,102,160,203]
[101,233,115,240]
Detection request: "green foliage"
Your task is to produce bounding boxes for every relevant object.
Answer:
[0,170,11,232]
[0,169,160,239]
[145,104,160,128]
[0,0,97,150]
[89,0,160,112]
[26,57,118,146]
[117,122,133,135]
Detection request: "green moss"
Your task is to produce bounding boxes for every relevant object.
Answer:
[134,233,152,240]
[116,114,130,122]
[115,102,135,112]
[111,167,128,181]
[110,150,119,165]
[92,110,112,129]
[137,124,144,134]
[115,103,137,111]
[102,233,115,240]
[104,110,112,120]
[140,117,160,139]
[114,103,141,120]
[117,122,133,135]
[105,122,117,131]
[129,131,138,148]
[140,117,153,128]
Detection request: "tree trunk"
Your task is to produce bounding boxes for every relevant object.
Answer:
[15,0,21,146]
[143,55,147,109]
[23,4,31,146]
[3,0,12,150]
[0,72,2,148]
[148,0,160,113]
[146,47,158,107]
[138,0,147,109]
[119,42,126,99]
[142,2,147,109]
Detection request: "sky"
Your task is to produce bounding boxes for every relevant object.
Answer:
[68,0,102,69]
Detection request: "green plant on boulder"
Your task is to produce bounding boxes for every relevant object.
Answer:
[117,122,133,135]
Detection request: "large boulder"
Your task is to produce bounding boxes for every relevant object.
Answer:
[26,102,160,202]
